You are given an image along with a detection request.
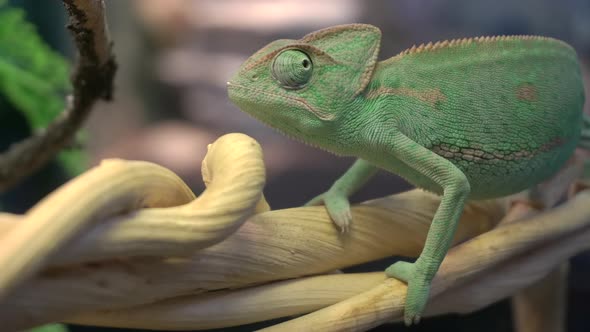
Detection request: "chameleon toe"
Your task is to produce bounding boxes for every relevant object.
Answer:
[324,195,352,232]
[385,261,415,282]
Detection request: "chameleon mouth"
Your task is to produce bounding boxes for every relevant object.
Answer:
[227,82,344,156]
[226,82,335,121]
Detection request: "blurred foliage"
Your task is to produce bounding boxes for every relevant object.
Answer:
[27,324,69,332]
[0,0,69,128]
[0,0,85,175]
[57,132,87,176]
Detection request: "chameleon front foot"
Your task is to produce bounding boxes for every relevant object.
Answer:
[305,159,378,232]
[305,190,352,232]
[385,261,432,326]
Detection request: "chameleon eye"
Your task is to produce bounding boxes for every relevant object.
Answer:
[272,49,313,89]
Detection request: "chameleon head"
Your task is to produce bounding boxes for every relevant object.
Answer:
[227,24,382,149]
[227,40,337,136]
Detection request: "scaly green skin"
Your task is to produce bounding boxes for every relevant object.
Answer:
[227,24,586,325]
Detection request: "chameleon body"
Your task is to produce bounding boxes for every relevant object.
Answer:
[227,24,586,324]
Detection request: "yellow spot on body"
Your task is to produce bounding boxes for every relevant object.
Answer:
[516,83,537,101]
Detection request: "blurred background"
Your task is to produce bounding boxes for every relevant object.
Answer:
[1,0,589,331]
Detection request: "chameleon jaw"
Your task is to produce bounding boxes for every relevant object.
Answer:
[227,81,335,121]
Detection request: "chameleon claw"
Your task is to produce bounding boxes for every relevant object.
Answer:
[404,314,421,326]
[331,206,352,232]
[304,190,352,232]
[323,191,352,232]
[386,261,431,325]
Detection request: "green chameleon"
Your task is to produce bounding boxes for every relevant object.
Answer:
[227,24,587,324]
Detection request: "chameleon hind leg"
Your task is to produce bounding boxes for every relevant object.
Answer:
[305,159,378,232]
[381,132,470,325]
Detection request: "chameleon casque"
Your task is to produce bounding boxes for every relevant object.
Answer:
[227,24,586,324]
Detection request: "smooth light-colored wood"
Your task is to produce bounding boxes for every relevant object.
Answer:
[1,134,587,331]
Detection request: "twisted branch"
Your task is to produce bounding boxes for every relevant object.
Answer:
[0,132,588,331]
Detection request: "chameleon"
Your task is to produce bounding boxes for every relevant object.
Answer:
[226,24,586,325]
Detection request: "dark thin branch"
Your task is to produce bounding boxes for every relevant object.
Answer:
[0,0,116,192]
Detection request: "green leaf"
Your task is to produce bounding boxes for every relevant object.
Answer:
[26,323,69,332]
[58,131,88,175]
[0,1,70,129]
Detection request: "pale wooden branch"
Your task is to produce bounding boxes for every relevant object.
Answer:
[0,133,264,306]
[64,203,590,331]
[505,158,584,332]
[0,159,195,299]
[262,192,590,331]
[0,190,502,330]
[0,133,587,331]
[507,169,590,332]
[0,153,502,330]
[0,134,268,266]
[0,0,116,192]
[511,263,569,332]
[69,273,388,330]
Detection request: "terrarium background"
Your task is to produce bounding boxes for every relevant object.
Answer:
[1,1,589,331]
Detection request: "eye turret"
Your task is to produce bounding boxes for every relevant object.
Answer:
[271,49,313,89]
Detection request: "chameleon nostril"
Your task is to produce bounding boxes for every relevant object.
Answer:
[251,73,259,81]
